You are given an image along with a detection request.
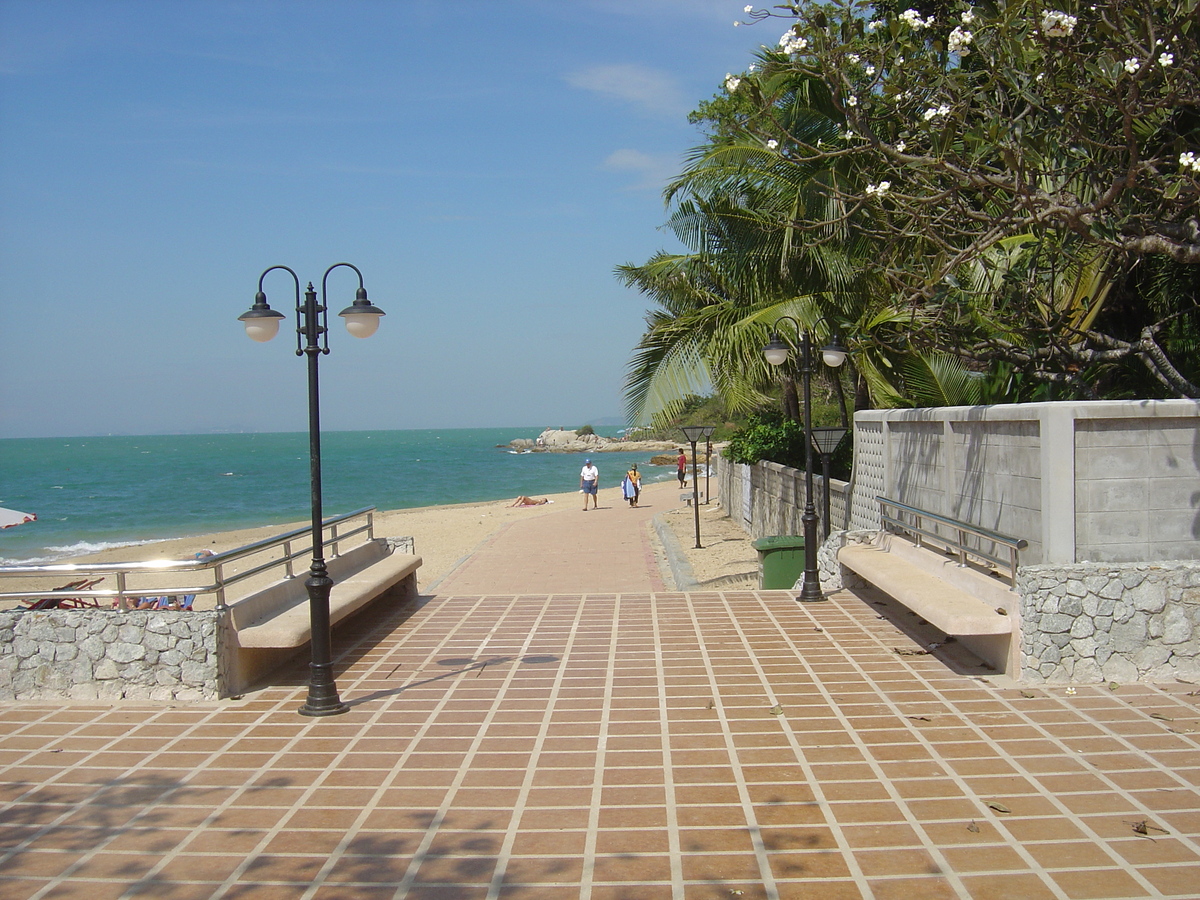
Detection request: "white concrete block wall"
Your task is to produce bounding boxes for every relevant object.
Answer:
[1075,416,1200,562]
[854,400,1200,565]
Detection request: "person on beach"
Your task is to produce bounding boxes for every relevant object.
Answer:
[580,459,599,510]
[510,496,549,507]
[622,464,641,507]
[677,450,688,488]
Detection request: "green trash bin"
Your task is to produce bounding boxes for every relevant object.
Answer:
[753,535,807,590]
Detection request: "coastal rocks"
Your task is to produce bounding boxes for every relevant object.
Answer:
[0,608,219,702]
[508,429,678,455]
[1019,561,1200,683]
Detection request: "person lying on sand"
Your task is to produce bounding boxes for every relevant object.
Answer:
[510,496,550,507]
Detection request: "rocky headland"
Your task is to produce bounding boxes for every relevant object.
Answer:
[507,428,681,455]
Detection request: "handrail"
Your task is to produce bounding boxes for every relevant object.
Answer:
[876,496,1028,586]
[0,507,376,610]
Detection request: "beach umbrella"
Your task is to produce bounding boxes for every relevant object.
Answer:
[0,507,37,529]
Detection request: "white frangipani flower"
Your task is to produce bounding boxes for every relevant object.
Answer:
[865,19,884,33]
[846,96,858,107]
[899,8,935,29]
[961,10,976,25]
[1180,151,1200,174]
[744,4,753,11]
[767,139,778,150]
[779,29,808,54]
[1041,10,1077,38]
[865,181,891,196]
[1159,52,1174,67]
[1124,57,1141,74]
[923,104,950,122]
[724,73,742,92]
[894,140,907,152]
[948,26,973,55]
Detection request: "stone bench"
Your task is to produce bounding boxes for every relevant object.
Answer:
[681,490,707,505]
[226,539,421,693]
[838,532,1014,673]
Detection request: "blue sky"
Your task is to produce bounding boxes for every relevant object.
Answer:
[0,0,773,438]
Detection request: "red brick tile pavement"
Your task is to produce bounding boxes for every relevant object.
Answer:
[2,485,1199,898]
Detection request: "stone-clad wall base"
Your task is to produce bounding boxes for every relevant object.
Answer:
[0,609,221,702]
[1018,562,1200,683]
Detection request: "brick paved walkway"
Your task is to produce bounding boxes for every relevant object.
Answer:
[1,488,1199,899]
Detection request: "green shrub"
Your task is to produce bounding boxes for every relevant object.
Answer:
[724,413,808,469]
[577,424,595,436]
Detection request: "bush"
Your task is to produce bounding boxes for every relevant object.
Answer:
[577,424,595,436]
[724,414,808,469]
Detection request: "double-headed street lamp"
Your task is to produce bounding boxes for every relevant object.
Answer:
[680,425,716,549]
[239,263,385,717]
[762,317,848,601]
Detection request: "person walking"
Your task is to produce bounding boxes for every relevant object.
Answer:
[622,463,642,508]
[676,449,688,488]
[580,458,599,510]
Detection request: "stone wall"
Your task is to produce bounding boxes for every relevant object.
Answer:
[1018,562,1200,683]
[0,608,221,702]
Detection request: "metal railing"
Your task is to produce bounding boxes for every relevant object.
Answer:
[877,496,1028,585]
[0,507,376,610]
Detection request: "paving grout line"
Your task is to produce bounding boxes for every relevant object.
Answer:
[681,594,781,899]
[649,593,685,899]
[203,594,500,899]
[983,682,1200,859]
[12,696,300,900]
[287,598,502,900]
[749,592,977,900]
[0,700,293,900]
[825,590,1177,898]
[384,593,560,899]
[579,593,629,900]
[482,596,591,899]
[816,592,1073,899]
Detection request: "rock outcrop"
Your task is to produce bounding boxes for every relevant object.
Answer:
[508,429,679,454]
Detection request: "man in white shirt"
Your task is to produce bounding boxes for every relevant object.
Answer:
[580,459,599,510]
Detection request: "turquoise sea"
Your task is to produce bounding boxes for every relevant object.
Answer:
[0,428,678,565]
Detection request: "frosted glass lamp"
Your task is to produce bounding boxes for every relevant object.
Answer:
[338,288,385,338]
[238,292,286,342]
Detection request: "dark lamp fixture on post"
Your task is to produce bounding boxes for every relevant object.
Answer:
[762,317,848,602]
[810,426,849,539]
[239,263,384,717]
[680,424,716,549]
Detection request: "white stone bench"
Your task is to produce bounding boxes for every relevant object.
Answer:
[235,551,421,648]
[681,490,707,505]
[838,532,1014,672]
[226,539,421,693]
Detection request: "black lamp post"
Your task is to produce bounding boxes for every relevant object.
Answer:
[239,263,384,717]
[762,318,847,601]
[810,426,849,539]
[680,425,716,549]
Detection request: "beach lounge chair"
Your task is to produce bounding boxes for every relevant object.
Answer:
[22,578,104,610]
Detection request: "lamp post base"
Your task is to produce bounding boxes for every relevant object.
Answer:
[298,676,349,717]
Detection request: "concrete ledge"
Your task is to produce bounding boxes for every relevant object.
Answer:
[235,550,421,649]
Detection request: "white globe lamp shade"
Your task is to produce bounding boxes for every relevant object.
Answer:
[338,289,385,339]
[821,347,847,368]
[763,337,790,367]
[340,311,382,339]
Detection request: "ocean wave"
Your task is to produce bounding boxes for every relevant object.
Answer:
[0,538,168,567]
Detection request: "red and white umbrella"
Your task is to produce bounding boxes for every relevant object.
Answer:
[0,507,37,529]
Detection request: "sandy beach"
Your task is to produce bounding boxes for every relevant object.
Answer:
[1,479,760,607]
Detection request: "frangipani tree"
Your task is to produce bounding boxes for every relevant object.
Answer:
[727,0,1200,395]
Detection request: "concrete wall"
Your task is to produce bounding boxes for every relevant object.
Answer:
[717,457,850,540]
[851,400,1200,565]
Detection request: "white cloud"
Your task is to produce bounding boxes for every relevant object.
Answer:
[565,63,690,119]
[602,148,679,190]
